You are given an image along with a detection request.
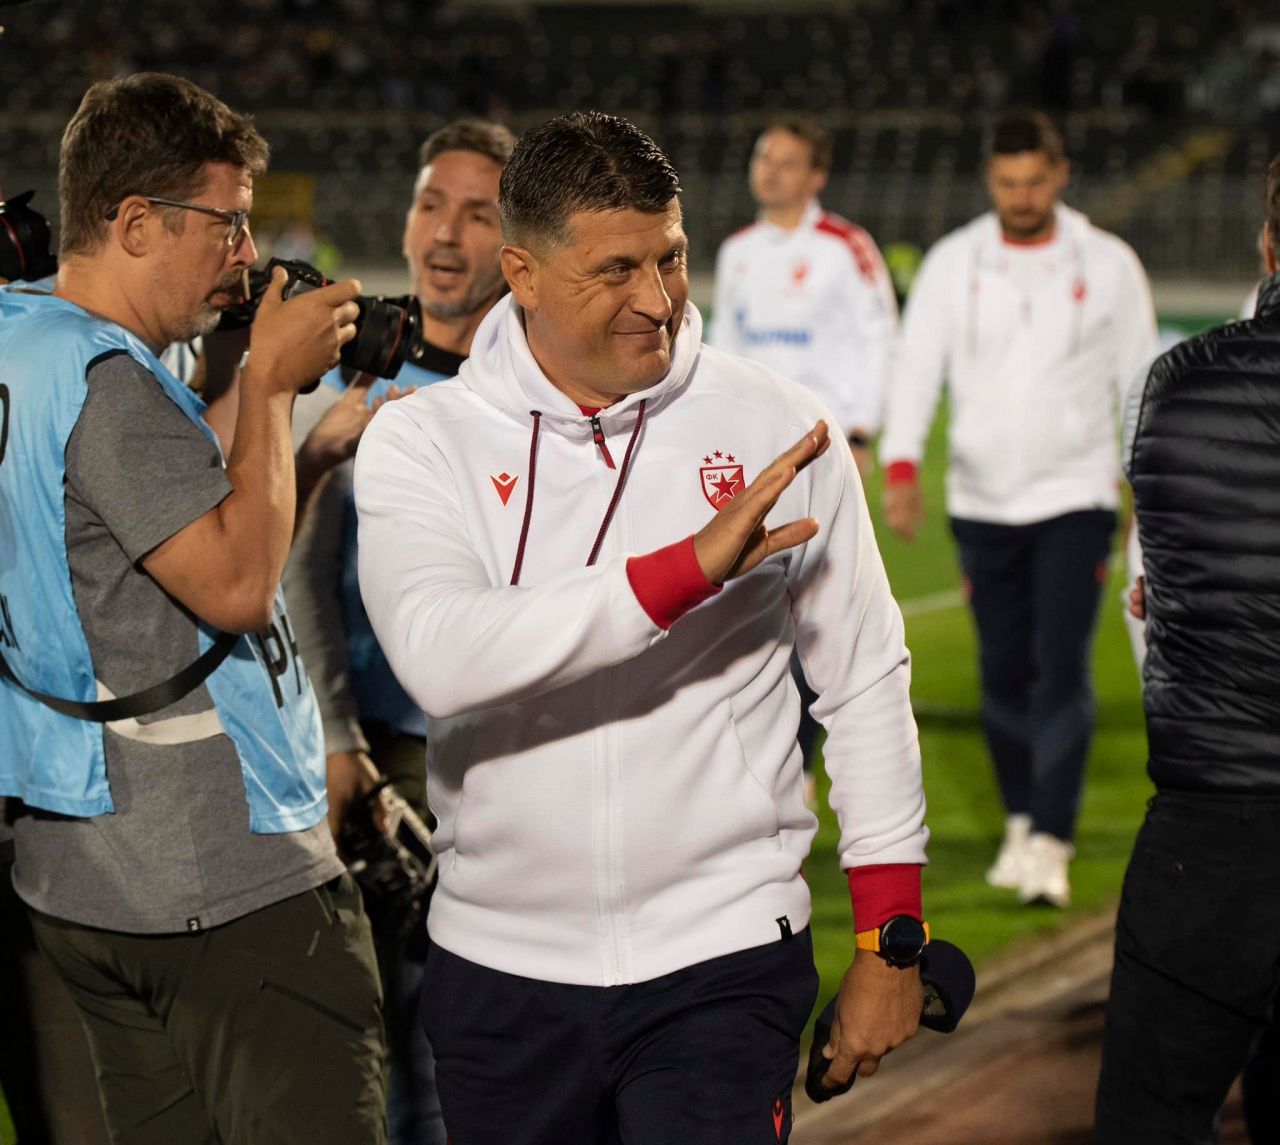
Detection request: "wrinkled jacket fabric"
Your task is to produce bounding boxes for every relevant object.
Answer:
[1129,272,1280,793]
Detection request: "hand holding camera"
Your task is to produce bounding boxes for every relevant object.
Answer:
[242,266,363,397]
[224,258,420,389]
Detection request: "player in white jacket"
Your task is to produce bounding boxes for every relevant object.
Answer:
[880,110,1157,910]
[711,119,898,478]
[356,112,930,1145]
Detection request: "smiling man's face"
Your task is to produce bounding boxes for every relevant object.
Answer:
[505,199,689,408]
[402,148,506,323]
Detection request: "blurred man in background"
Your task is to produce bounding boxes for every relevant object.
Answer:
[711,118,898,478]
[284,117,515,1145]
[879,108,1157,909]
[0,73,387,1143]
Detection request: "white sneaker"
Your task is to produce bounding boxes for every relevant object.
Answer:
[1018,832,1075,909]
[985,815,1032,889]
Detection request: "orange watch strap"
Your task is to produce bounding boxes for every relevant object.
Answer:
[855,920,930,952]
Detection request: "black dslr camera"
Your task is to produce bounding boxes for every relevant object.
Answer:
[0,191,58,282]
[220,256,419,380]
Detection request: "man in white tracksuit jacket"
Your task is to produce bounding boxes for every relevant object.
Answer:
[356,112,931,1145]
[880,109,1156,910]
[710,119,898,477]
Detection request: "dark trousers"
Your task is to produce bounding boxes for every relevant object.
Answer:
[30,874,387,1145]
[1,849,108,1145]
[421,930,819,1145]
[1096,792,1280,1143]
[361,721,446,1145]
[951,509,1115,841]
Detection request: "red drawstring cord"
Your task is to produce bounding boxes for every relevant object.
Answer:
[509,410,542,586]
[586,399,647,566]
[508,399,649,584]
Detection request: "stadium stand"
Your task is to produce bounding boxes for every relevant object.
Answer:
[0,0,1271,276]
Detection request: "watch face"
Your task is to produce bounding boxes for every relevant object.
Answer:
[881,916,927,965]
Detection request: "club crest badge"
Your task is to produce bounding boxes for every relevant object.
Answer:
[700,451,744,511]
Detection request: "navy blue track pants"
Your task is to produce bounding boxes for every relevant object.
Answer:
[421,929,819,1145]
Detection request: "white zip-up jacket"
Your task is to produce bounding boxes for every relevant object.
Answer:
[354,295,928,986]
[879,204,1157,525]
[711,200,898,435]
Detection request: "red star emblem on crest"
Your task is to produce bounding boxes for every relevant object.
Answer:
[700,453,745,511]
[792,261,809,286]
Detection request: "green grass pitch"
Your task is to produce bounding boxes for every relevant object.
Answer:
[803,410,1152,1018]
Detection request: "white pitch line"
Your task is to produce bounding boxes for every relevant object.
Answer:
[898,587,966,618]
[895,548,1129,621]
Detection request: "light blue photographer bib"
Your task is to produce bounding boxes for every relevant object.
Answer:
[0,288,327,833]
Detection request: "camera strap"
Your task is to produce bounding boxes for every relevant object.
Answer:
[0,631,240,722]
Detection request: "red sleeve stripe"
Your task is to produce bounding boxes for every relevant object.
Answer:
[816,214,884,285]
[625,535,720,630]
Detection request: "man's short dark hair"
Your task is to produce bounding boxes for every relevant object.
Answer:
[419,119,516,171]
[761,119,833,173]
[989,109,1065,164]
[59,72,268,258]
[498,111,681,248]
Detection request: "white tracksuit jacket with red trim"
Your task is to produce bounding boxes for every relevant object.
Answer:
[879,204,1158,525]
[353,295,928,987]
[710,200,898,436]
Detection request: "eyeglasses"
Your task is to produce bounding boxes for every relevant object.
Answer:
[104,196,250,248]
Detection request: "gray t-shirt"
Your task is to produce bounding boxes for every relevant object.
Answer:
[12,352,342,934]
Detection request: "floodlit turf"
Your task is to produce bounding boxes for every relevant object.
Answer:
[804,409,1153,1018]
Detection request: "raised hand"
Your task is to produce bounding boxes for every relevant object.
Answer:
[693,420,831,585]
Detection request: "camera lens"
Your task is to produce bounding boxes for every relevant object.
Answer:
[0,191,58,283]
[341,296,413,380]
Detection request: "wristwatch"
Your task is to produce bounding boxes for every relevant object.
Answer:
[855,915,930,968]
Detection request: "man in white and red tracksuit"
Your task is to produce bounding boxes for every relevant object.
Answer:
[879,109,1157,910]
[355,111,931,1145]
[710,118,897,480]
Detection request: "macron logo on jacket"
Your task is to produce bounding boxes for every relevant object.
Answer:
[490,471,518,506]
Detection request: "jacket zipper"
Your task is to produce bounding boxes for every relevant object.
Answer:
[589,415,616,469]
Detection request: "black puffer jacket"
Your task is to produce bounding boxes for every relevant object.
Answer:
[1131,273,1280,794]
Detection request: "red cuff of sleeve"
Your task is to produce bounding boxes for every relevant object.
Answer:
[847,864,924,932]
[884,461,919,486]
[626,536,720,631]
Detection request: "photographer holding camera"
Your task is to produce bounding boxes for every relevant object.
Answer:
[0,73,388,1144]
